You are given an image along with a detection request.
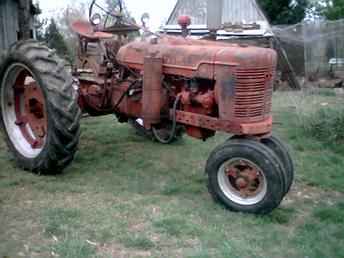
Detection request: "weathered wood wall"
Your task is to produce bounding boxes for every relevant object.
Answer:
[0,0,19,53]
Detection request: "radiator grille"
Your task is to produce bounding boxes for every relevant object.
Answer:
[233,67,274,119]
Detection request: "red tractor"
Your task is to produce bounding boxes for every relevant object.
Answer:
[0,1,293,214]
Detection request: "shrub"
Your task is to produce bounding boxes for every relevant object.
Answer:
[299,107,344,143]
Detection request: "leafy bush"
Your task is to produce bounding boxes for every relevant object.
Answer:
[299,107,344,143]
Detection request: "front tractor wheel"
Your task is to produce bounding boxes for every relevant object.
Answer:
[206,139,286,214]
[0,41,81,174]
[261,135,294,194]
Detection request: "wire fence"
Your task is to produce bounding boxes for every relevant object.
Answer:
[273,19,344,81]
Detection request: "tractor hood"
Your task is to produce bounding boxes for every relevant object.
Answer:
[117,36,277,79]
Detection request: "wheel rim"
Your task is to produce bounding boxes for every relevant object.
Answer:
[217,158,267,206]
[1,63,47,158]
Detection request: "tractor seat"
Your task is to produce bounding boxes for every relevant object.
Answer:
[71,20,113,41]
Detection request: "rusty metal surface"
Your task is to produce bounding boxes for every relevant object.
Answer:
[215,65,275,124]
[142,57,165,129]
[111,80,142,117]
[13,70,47,149]
[173,110,272,136]
[117,36,276,81]
[233,67,274,120]
[224,158,266,199]
[75,30,277,139]
[71,20,114,40]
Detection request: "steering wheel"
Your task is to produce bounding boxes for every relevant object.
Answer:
[89,0,124,28]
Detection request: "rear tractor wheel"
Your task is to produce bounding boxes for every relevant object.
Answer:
[206,139,287,214]
[0,40,81,174]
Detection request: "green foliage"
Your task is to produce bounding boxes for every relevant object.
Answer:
[258,0,309,24]
[321,0,344,20]
[44,19,72,63]
[300,107,344,143]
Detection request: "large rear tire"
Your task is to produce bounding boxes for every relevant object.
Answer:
[0,40,81,174]
[206,139,286,214]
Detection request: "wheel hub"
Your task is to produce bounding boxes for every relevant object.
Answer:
[221,159,266,201]
[226,163,262,198]
[12,70,47,149]
[235,177,248,189]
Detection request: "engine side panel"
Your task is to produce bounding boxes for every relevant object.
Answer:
[118,36,277,126]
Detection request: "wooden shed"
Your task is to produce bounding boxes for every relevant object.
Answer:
[0,0,39,55]
[163,0,272,43]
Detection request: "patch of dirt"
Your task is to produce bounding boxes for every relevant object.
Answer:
[97,242,152,258]
[128,222,147,233]
[283,182,343,207]
[279,182,344,235]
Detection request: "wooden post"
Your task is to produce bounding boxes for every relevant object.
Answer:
[18,0,32,40]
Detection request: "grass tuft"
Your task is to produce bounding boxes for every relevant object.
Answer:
[119,234,155,250]
[313,202,344,224]
[262,207,296,225]
[52,233,96,258]
[44,208,82,236]
[298,107,344,143]
[153,217,201,237]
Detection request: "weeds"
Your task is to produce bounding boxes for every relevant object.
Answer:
[278,89,344,144]
[299,107,344,143]
[119,234,155,250]
[52,233,96,258]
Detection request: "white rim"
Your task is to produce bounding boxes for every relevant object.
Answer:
[1,63,46,159]
[217,158,267,206]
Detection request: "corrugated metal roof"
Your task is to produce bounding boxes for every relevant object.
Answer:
[168,0,207,25]
[222,0,265,24]
[167,0,266,25]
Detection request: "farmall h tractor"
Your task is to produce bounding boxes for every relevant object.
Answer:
[0,0,294,214]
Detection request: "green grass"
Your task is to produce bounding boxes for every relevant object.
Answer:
[52,233,97,258]
[119,234,155,250]
[0,90,344,257]
[313,202,344,224]
[44,208,83,236]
